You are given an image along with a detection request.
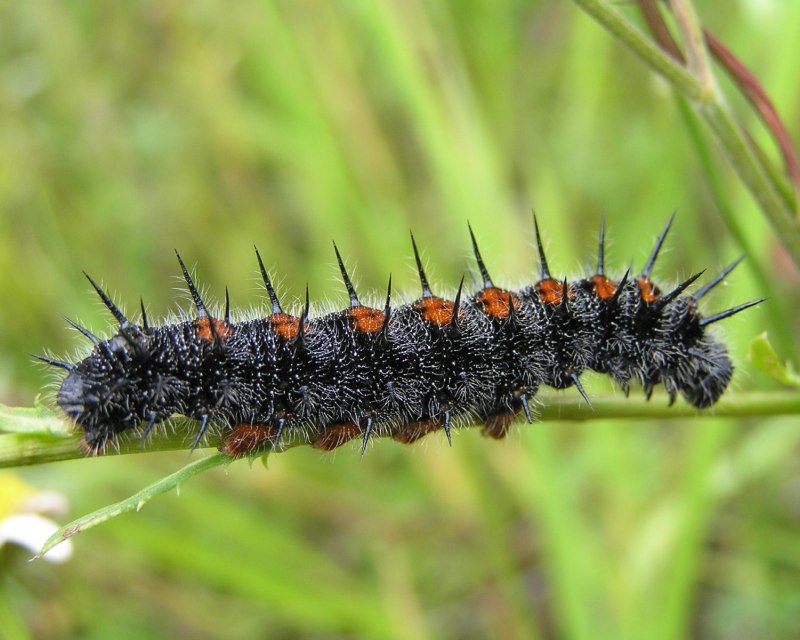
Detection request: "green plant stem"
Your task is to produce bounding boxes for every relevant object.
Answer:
[3,391,799,468]
[572,0,702,99]
[669,0,716,97]
[700,100,800,258]
[571,0,800,267]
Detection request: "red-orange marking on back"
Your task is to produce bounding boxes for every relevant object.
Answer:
[476,288,520,319]
[312,422,361,451]
[392,418,441,444]
[414,297,456,326]
[591,275,617,301]
[346,306,386,334]
[220,424,276,457]
[636,277,661,303]
[536,279,572,305]
[194,317,233,342]
[270,313,302,339]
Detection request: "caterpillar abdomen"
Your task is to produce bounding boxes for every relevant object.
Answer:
[42,216,761,457]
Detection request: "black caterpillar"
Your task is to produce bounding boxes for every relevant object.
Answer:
[39,216,762,457]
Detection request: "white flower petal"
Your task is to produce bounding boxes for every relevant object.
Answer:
[0,514,73,563]
[19,490,71,516]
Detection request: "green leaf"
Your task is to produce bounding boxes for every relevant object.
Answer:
[749,332,800,388]
[36,452,232,559]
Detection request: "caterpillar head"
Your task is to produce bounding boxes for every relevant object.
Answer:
[57,330,161,452]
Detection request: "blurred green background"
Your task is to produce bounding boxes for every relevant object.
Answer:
[2,1,799,638]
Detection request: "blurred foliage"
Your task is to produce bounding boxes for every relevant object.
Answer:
[1,1,799,638]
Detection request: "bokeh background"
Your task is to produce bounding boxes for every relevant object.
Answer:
[2,1,799,638]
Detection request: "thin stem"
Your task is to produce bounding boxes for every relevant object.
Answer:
[571,0,701,99]
[637,0,683,61]
[700,100,800,260]
[3,391,800,468]
[704,31,800,210]
[639,0,799,214]
[669,0,717,100]
[571,0,800,268]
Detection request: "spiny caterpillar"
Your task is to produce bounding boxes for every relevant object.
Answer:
[38,216,762,457]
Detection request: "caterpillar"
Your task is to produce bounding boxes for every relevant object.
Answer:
[38,216,762,457]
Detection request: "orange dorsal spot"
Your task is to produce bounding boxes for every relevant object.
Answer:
[591,275,618,300]
[482,411,516,439]
[347,306,386,334]
[194,317,233,342]
[637,277,661,303]
[312,422,361,451]
[414,297,457,326]
[392,418,441,444]
[536,279,572,305]
[220,424,277,457]
[269,313,302,339]
[476,288,520,319]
